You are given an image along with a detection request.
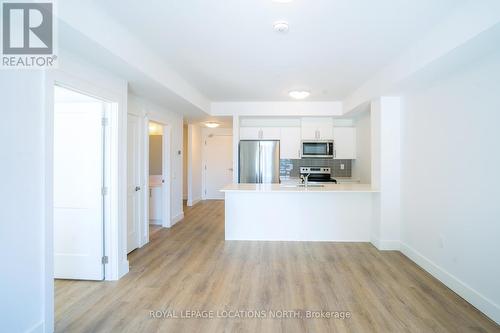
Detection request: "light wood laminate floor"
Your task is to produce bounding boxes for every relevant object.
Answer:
[55,200,499,332]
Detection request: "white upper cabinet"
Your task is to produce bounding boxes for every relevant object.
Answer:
[333,127,356,159]
[239,127,261,140]
[240,127,281,140]
[280,127,301,159]
[301,117,334,140]
[261,127,281,140]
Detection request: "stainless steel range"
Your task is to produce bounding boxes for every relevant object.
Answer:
[299,167,337,184]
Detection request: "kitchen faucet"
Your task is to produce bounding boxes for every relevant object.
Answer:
[300,173,311,187]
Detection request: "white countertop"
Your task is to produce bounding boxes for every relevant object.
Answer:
[221,183,377,193]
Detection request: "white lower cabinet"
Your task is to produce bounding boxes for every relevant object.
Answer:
[280,127,301,159]
[149,187,163,222]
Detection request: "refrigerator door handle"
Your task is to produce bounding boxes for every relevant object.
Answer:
[259,144,263,183]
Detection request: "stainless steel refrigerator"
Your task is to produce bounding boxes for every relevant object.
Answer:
[239,140,280,183]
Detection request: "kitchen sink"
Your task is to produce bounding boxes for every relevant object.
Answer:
[281,184,325,188]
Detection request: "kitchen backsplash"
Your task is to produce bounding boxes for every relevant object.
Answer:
[280,159,352,178]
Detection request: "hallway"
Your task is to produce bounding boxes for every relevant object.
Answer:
[55,201,499,332]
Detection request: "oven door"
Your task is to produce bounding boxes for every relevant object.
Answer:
[301,141,333,158]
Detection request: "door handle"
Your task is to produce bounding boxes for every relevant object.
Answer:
[228,168,234,171]
[135,186,141,191]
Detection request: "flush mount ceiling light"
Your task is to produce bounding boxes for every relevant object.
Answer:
[205,122,220,128]
[273,20,289,33]
[289,90,311,100]
[148,122,163,135]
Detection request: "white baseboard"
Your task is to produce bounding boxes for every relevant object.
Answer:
[117,259,129,280]
[187,197,201,207]
[171,212,184,225]
[27,321,44,333]
[401,243,500,325]
[149,219,162,225]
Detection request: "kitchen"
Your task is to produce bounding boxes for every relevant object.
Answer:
[222,110,383,242]
[6,1,499,332]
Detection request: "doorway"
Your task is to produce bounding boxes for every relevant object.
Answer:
[53,86,111,281]
[203,133,233,200]
[148,121,164,229]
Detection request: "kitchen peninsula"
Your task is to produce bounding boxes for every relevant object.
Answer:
[221,183,377,241]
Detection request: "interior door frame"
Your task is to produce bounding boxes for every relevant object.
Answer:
[44,69,129,331]
[201,128,233,200]
[143,116,172,232]
[46,71,127,280]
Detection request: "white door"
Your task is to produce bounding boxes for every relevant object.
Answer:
[204,135,233,199]
[127,114,141,253]
[53,94,104,280]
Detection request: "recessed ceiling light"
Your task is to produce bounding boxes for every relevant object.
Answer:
[273,21,289,33]
[205,122,220,128]
[289,90,311,100]
[273,0,293,3]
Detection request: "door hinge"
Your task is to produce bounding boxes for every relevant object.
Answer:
[102,117,109,127]
[101,187,108,196]
[101,256,108,264]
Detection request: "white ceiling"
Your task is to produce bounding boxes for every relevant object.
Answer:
[95,0,464,102]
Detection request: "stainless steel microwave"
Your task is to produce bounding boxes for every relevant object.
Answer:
[301,141,334,158]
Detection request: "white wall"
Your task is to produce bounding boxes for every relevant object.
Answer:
[400,49,500,323]
[370,98,401,251]
[211,101,343,116]
[352,111,371,183]
[187,124,202,206]
[128,95,185,223]
[0,72,48,333]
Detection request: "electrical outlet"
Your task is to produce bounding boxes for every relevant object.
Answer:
[340,164,345,170]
